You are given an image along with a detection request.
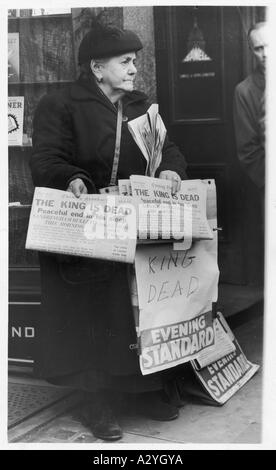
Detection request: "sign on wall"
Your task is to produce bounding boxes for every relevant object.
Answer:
[169,6,224,123]
[8,96,24,146]
[8,303,38,364]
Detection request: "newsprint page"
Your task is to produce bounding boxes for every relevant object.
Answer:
[1,0,276,455]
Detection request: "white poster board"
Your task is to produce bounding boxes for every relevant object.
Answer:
[134,180,219,374]
[8,96,24,146]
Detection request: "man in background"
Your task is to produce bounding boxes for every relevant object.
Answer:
[233,22,267,195]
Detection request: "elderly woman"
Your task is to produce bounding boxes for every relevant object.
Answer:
[30,19,187,441]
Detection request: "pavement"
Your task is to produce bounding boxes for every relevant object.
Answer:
[7,302,264,447]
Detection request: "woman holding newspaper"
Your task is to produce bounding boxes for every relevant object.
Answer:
[30,16,187,441]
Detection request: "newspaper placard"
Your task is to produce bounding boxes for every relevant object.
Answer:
[132,179,219,375]
[8,96,24,146]
[8,32,19,83]
[191,312,260,404]
[130,176,213,241]
[134,230,219,374]
[193,315,236,369]
[26,187,137,263]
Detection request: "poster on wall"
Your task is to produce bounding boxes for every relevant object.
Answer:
[31,9,71,16]
[170,6,224,123]
[8,32,20,83]
[8,96,24,146]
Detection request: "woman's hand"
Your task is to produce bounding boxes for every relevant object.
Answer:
[66,178,88,198]
[158,170,181,195]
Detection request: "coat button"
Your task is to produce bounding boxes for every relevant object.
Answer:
[122,115,128,122]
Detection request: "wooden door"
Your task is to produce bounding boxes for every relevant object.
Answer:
[154,5,265,287]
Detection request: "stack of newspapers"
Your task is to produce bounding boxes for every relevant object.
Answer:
[25,177,214,264]
[127,104,167,177]
[26,104,214,263]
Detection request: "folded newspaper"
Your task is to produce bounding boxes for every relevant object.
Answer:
[128,104,167,177]
[26,178,213,263]
[25,188,137,263]
[128,175,213,241]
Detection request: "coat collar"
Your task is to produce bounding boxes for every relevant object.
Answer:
[252,66,266,91]
[70,77,148,111]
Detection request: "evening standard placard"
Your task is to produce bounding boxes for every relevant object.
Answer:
[134,221,219,374]
[194,315,236,369]
[26,187,137,263]
[191,312,260,404]
[132,180,219,375]
[139,309,215,375]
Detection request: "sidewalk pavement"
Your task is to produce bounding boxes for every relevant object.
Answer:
[8,303,263,445]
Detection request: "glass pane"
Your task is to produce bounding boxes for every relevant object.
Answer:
[8,15,75,83]
[8,9,75,269]
[8,82,73,140]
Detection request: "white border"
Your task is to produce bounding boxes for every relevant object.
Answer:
[1,0,275,451]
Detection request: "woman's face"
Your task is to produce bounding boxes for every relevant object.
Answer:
[99,52,138,94]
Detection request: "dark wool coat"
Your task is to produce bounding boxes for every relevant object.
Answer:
[233,67,265,190]
[30,77,187,380]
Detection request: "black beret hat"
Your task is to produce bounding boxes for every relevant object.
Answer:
[78,25,143,64]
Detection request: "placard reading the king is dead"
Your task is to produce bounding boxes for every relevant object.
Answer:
[8,96,24,146]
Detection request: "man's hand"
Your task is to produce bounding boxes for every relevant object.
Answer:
[158,170,181,195]
[66,178,88,198]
